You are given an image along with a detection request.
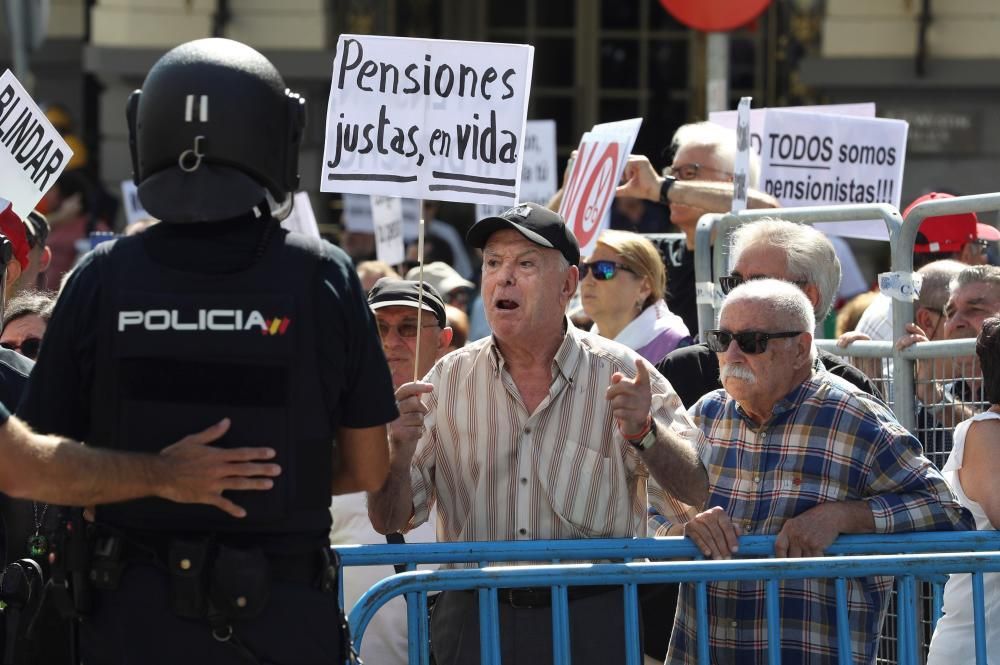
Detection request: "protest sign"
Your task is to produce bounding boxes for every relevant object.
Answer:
[731,97,752,213]
[342,193,421,240]
[559,118,642,258]
[280,192,321,239]
[121,180,151,225]
[0,70,73,218]
[709,103,875,157]
[322,35,534,207]
[475,119,557,221]
[371,195,405,265]
[758,109,907,239]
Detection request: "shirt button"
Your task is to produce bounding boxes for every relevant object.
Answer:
[518,528,527,536]
[753,475,761,483]
[730,620,738,628]
[523,427,531,435]
[520,477,528,485]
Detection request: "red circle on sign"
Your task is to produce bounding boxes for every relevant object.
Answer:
[659,0,771,32]
[573,143,620,251]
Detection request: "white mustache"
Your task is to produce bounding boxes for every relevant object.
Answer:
[720,363,757,384]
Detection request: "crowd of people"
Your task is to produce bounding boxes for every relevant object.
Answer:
[0,35,994,665]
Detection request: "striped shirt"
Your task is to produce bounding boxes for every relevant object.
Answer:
[663,372,973,665]
[406,322,697,559]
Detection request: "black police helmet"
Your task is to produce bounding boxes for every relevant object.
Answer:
[127,38,306,223]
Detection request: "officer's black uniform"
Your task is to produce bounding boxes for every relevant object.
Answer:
[17,38,397,665]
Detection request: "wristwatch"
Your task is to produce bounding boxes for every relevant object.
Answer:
[626,418,658,452]
[658,176,676,205]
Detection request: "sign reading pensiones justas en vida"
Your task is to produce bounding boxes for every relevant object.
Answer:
[0,69,74,218]
[321,34,534,207]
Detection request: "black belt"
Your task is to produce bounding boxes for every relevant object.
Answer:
[108,532,329,587]
[492,585,619,609]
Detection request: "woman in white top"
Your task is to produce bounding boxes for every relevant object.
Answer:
[580,230,690,364]
[926,316,1000,665]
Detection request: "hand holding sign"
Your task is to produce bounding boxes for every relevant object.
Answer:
[615,155,661,202]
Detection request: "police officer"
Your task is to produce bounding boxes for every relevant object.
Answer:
[17,38,396,664]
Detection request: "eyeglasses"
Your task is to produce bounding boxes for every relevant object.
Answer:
[664,162,733,181]
[377,321,439,339]
[967,239,992,256]
[719,273,808,296]
[579,260,636,281]
[0,337,41,359]
[704,329,803,354]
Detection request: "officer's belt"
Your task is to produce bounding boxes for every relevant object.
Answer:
[110,532,329,586]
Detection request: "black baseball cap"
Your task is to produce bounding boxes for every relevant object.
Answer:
[467,202,580,266]
[367,278,447,328]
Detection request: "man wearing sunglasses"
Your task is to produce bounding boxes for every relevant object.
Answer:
[658,278,971,665]
[368,202,708,665]
[656,218,877,409]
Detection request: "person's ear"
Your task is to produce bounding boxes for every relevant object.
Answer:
[915,306,935,332]
[801,283,822,314]
[792,331,813,369]
[38,246,52,272]
[436,327,453,356]
[563,264,579,301]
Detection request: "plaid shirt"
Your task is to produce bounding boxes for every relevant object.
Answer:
[662,371,973,665]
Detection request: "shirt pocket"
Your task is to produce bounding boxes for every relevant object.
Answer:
[537,438,628,538]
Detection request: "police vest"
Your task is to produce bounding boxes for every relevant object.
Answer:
[89,230,334,534]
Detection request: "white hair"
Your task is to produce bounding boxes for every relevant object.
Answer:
[720,278,816,362]
[671,121,761,188]
[730,218,841,320]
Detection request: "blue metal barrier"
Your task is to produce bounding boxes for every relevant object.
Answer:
[335,531,1000,665]
[349,550,1000,665]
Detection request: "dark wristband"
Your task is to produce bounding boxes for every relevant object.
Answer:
[659,176,676,205]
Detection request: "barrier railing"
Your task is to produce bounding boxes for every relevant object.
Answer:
[336,531,1000,665]
[888,192,1000,431]
[346,541,1000,665]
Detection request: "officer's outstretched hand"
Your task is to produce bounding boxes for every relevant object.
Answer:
[390,382,433,462]
[157,418,281,518]
[606,358,654,439]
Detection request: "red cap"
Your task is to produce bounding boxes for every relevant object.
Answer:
[0,202,31,271]
[906,192,1000,253]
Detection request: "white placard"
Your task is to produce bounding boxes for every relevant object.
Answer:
[342,193,422,240]
[559,118,642,258]
[371,195,405,265]
[0,70,74,218]
[281,192,321,239]
[709,103,876,155]
[120,180,152,225]
[475,119,557,221]
[731,97,751,213]
[879,271,923,302]
[322,35,534,206]
[758,109,908,240]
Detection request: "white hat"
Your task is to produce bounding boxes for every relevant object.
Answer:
[406,261,475,296]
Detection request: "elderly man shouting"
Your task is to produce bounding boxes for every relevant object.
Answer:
[660,278,971,665]
[368,203,707,665]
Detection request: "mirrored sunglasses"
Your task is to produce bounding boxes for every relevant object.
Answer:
[579,260,636,281]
